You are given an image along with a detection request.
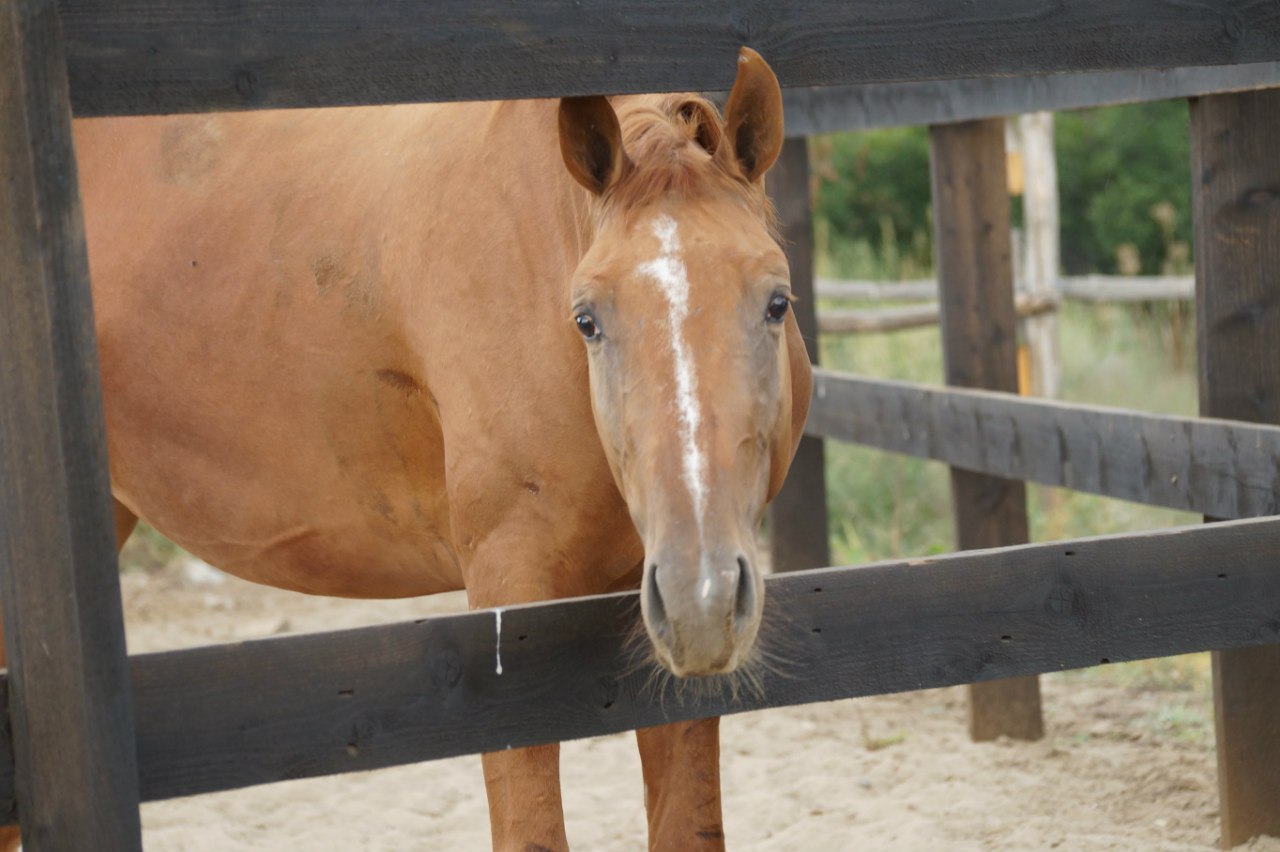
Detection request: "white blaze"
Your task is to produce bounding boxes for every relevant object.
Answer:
[638,215,708,536]
[494,608,504,675]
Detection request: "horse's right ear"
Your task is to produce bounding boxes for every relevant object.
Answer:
[559,96,631,196]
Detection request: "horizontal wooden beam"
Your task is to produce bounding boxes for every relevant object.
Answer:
[818,295,1056,335]
[1061,274,1193,303]
[0,514,1277,816]
[816,275,1193,304]
[60,1,1280,116]
[782,62,1280,137]
[817,278,939,302]
[807,369,1280,519]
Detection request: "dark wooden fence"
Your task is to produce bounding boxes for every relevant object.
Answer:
[3,1,1280,849]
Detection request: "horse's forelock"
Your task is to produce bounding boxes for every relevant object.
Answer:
[600,94,777,237]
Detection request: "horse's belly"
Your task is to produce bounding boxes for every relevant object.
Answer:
[96,294,462,599]
[106,397,461,598]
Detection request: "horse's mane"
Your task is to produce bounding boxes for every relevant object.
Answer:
[601,93,778,238]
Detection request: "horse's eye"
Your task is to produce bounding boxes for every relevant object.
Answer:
[765,294,790,323]
[575,312,601,340]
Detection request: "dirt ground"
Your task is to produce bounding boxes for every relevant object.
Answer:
[122,560,1280,852]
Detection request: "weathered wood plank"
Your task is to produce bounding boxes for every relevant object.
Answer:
[765,139,830,573]
[782,62,1280,137]
[59,0,1280,116]
[931,117,1043,741]
[816,275,1194,304]
[1192,87,1280,849]
[818,295,1056,335]
[806,371,1280,521]
[0,0,142,847]
[816,278,938,302]
[0,514,1276,815]
[1060,274,1194,303]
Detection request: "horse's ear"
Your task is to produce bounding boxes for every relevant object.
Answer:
[718,47,784,183]
[559,96,631,196]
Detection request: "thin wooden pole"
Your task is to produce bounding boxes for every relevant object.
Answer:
[0,1,143,848]
[1191,87,1280,849]
[766,138,831,573]
[1017,111,1062,400]
[930,118,1044,742]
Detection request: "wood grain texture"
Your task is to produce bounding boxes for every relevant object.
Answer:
[58,0,1280,116]
[818,295,1056,335]
[765,139,830,573]
[782,62,1280,137]
[815,275,1194,304]
[1192,87,1280,849]
[931,118,1042,741]
[806,371,1280,521]
[0,0,142,847]
[0,514,1276,815]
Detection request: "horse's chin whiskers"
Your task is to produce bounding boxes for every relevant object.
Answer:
[620,603,788,711]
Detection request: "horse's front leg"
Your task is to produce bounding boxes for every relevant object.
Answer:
[465,534,586,852]
[480,741,566,852]
[637,717,726,851]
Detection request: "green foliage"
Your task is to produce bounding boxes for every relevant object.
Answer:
[810,100,1194,279]
[1056,101,1192,274]
[810,128,934,280]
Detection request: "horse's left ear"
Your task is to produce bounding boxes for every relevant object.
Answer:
[559,96,631,195]
[718,47,784,182]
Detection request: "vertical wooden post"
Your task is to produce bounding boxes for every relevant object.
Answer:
[0,1,143,848]
[1191,88,1280,849]
[1017,111,1062,400]
[766,138,831,573]
[930,119,1044,742]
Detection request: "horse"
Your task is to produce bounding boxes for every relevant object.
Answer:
[15,47,808,850]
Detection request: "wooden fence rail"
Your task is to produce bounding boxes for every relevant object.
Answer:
[781,62,1280,137]
[0,513,1277,821]
[60,0,1280,117]
[807,369,1280,521]
[818,294,1057,335]
[816,275,1194,304]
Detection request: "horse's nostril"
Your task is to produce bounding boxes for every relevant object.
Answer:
[643,564,670,636]
[734,555,755,626]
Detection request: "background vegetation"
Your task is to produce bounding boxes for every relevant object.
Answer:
[811,100,1194,279]
[807,99,1208,701]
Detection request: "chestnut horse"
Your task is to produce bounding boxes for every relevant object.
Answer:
[25,48,808,850]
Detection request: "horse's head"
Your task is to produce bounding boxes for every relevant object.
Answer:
[558,49,809,677]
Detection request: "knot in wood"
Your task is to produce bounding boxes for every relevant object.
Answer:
[1046,586,1074,616]
[595,676,620,710]
[432,650,462,690]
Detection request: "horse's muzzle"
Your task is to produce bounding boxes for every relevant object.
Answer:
[641,551,762,676]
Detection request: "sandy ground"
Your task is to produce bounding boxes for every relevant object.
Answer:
[122,561,1280,852]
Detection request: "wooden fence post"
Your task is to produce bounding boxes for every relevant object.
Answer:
[766,138,831,573]
[1191,87,1280,849]
[1016,111,1062,400]
[0,1,143,848]
[930,118,1044,741]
